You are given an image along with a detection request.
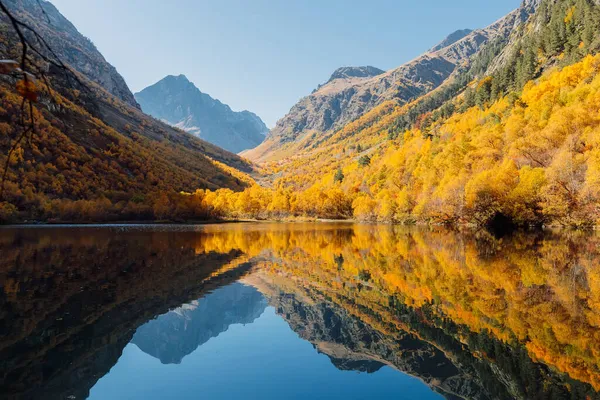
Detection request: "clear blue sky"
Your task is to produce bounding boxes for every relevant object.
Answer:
[49,0,520,127]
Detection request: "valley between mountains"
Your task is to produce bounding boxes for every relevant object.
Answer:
[1,0,600,228]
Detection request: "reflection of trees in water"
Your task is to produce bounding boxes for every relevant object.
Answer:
[1,225,600,399]
[252,264,599,400]
[253,279,483,400]
[211,224,600,396]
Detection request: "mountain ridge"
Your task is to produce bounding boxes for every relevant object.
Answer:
[326,66,385,84]
[207,0,600,228]
[428,29,474,52]
[3,0,140,108]
[243,1,539,162]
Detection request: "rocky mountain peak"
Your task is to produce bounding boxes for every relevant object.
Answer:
[429,29,473,53]
[521,0,543,10]
[326,66,385,83]
[162,74,182,81]
[154,74,196,92]
[166,74,192,83]
[135,76,267,153]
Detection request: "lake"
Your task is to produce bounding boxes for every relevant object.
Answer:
[0,223,599,400]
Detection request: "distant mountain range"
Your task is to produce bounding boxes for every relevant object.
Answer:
[2,0,600,226]
[135,75,268,153]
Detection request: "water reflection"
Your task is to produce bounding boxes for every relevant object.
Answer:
[0,224,599,399]
[0,226,251,400]
[131,283,267,364]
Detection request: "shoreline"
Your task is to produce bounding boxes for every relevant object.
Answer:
[0,218,597,232]
[0,219,239,228]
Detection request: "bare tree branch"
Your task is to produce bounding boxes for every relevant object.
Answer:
[0,0,84,201]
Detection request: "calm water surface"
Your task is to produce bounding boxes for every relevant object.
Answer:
[1,223,599,399]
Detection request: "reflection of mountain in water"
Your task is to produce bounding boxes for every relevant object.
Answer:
[253,282,483,400]
[132,283,267,364]
[247,265,600,400]
[0,228,255,400]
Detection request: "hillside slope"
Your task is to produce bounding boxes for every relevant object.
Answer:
[245,0,539,162]
[135,75,267,153]
[3,0,140,108]
[0,0,255,222]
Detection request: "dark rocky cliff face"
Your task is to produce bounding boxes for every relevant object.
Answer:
[135,75,268,153]
[2,0,140,108]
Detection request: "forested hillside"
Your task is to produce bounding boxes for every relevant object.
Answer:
[204,0,600,228]
[0,0,254,223]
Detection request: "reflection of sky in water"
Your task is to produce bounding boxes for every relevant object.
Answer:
[89,303,442,400]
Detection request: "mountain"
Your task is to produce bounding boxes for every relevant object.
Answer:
[3,0,139,108]
[135,75,268,153]
[428,29,473,52]
[319,66,385,87]
[131,283,267,364]
[0,0,254,223]
[243,2,539,162]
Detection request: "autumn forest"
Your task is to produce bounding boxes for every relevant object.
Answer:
[1,0,600,229]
